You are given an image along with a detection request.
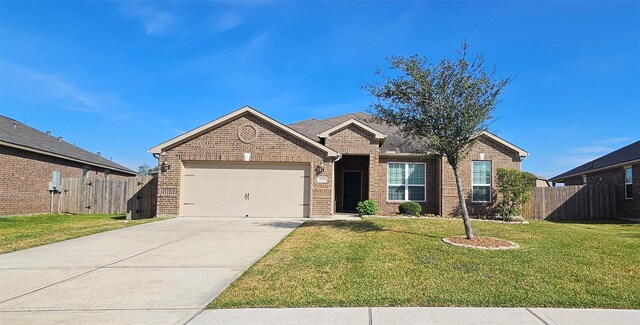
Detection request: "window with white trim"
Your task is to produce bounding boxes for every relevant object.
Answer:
[472,161,492,202]
[387,163,426,201]
[624,167,633,199]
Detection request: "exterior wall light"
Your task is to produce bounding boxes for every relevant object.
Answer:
[160,161,171,172]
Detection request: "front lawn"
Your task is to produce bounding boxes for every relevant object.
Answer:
[209,218,640,309]
[0,214,163,254]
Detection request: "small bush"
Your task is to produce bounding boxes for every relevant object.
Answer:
[399,202,422,215]
[356,199,378,216]
[496,168,537,217]
[503,215,526,222]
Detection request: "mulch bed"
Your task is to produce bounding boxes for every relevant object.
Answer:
[442,236,519,250]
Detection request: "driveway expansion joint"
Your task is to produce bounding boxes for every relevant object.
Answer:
[526,307,551,325]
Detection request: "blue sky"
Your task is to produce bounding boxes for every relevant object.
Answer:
[1,1,639,177]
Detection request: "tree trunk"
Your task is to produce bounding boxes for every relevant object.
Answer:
[452,165,474,239]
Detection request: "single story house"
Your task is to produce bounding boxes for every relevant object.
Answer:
[149,106,528,218]
[0,115,137,215]
[550,140,639,218]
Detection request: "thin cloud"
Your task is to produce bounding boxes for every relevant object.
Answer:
[1,62,139,121]
[569,146,611,154]
[212,11,244,33]
[595,137,632,145]
[120,2,175,36]
[556,155,600,167]
[111,111,142,121]
[26,71,103,108]
[181,34,269,72]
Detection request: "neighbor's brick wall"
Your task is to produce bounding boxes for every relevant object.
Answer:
[564,163,640,218]
[156,113,333,217]
[564,176,584,186]
[0,145,131,215]
[440,136,522,217]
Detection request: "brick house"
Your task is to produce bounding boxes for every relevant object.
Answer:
[0,116,137,215]
[550,140,639,218]
[149,106,528,218]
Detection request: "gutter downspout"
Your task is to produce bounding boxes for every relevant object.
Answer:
[331,153,343,216]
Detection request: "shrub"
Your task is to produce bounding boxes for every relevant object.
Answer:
[356,199,378,216]
[399,202,422,215]
[496,168,536,217]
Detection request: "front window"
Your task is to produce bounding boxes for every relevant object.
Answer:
[387,163,426,201]
[625,167,633,199]
[472,161,492,202]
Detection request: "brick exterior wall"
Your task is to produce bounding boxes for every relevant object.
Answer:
[325,124,382,213]
[325,124,439,215]
[156,113,333,217]
[564,163,640,218]
[0,145,131,215]
[155,114,523,218]
[374,156,440,215]
[440,136,522,217]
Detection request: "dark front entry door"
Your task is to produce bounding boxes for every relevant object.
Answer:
[343,171,362,212]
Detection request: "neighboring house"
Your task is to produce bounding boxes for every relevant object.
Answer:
[149,106,528,218]
[0,116,137,215]
[550,140,639,218]
[532,174,551,187]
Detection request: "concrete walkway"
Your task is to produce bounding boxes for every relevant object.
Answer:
[0,217,303,324]
[191,307,640,325]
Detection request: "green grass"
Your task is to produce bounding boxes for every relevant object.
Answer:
[209,218,640,309]
[0,214,164,254]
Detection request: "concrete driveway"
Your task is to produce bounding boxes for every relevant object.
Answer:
[0,217,303,324]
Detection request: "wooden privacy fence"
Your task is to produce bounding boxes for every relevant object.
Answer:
[59,176,157,219]
[523,185,616,220]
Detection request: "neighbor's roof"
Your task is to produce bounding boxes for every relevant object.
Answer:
[289,112,528,157]
[550,140,640,182]
[0,115,136,175]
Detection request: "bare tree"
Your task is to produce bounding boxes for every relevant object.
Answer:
[364,43,512,239]
[138,164,158,176]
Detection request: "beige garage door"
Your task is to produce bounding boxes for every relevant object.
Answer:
[181,162,310,218]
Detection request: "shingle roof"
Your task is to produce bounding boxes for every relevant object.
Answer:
[288,112,418,153]
[0,115,136,174]
[550,140,640,182]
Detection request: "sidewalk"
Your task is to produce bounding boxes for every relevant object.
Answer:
[190,307,640,325]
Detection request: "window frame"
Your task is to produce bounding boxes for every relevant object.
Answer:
[624,167,633,200]
[471,160,492,203]
[387,162,427,202]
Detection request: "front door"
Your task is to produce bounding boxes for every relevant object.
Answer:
[343,171,362,212]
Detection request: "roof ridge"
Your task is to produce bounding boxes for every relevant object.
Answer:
[550,139,640,181]
[0,115,135,174]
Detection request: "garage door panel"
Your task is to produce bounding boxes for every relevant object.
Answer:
[181,162,310,218]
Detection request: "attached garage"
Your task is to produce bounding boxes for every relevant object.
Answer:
[181,161,311,218]
[150,106,338,217]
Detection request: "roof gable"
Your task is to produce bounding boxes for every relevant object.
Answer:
[149,106,339,157]
[288,113,527,157]
[317,119,386,140]
[476,131,528,158]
